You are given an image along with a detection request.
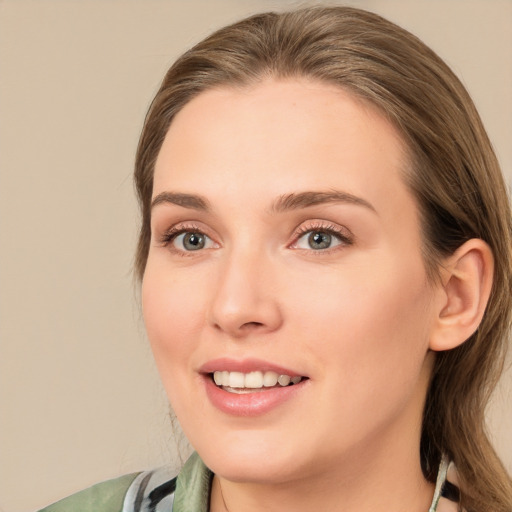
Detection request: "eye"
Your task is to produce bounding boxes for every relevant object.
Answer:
[291,223,353,252]
[172,231,215,251]
[306,231,339,250]
[295,230,342,250]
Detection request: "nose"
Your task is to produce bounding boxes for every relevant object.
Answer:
[208,248,283,338]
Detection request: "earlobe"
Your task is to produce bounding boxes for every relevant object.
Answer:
[429,239,494,352]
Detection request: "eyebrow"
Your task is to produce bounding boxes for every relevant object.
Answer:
[151,192,210,211]
[150,189,376,215]
[270,190,376,214]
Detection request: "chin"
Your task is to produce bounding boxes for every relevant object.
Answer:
[207,455,301,485]
[193,429,309,484]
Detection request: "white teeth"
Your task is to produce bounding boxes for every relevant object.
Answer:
[263,371,278,387]
[212,370,303,389]
[277,374,291,386]
[229,372,245,388]
[245,371,263,388]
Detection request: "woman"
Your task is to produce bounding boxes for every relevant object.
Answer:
[40,6,512,512]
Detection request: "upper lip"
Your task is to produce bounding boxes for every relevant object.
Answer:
[199,358,306,377]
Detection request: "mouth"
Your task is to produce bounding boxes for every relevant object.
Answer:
[200,359,309,416]
[210,370,306,394]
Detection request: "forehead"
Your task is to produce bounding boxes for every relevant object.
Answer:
[158,79,406,168]
[153,78,415,224]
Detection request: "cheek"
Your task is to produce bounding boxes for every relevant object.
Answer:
[299,266,433,449]
[290,256,433,391]
[142,264,206,377]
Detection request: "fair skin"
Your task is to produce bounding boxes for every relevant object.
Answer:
[142,79,492,512]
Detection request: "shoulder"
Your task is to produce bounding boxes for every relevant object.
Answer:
[122,465,178,512]
[38,454,211,512]
[38,473,140,512]
[123,453,212,512]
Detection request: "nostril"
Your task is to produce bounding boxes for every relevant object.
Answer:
[212,321,263,332]
[241,321,264,329]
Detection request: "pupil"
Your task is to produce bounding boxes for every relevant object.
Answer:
[184,233,204,250]
[309,231,331,250]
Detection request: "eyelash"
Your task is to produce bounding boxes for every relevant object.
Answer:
[157,221,353,254]
[158,223,212,255]
[291,222,354,252]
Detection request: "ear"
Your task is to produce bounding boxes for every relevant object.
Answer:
[429,238,494,352]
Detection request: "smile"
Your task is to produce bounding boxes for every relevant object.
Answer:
[200,359,309,416]
[212,370,304,393]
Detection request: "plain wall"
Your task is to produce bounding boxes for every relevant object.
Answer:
[0,1,510,511]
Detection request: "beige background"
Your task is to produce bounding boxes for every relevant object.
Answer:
[0,1,511,511]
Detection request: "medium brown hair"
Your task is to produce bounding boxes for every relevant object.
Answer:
[134,6,512,511]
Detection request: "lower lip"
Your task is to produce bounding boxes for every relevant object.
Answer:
[203,375,307,417]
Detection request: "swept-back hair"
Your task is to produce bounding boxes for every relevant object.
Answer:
[134,7,512,511]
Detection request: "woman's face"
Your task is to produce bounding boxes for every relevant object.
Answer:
[143,79,438,484]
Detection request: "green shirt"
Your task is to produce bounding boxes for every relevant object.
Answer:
[38,473,140,512]
[39,452,460,511]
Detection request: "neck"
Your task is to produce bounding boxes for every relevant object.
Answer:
[210,437,434,512]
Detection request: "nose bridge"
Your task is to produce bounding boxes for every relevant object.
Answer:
[208,241,282,337]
